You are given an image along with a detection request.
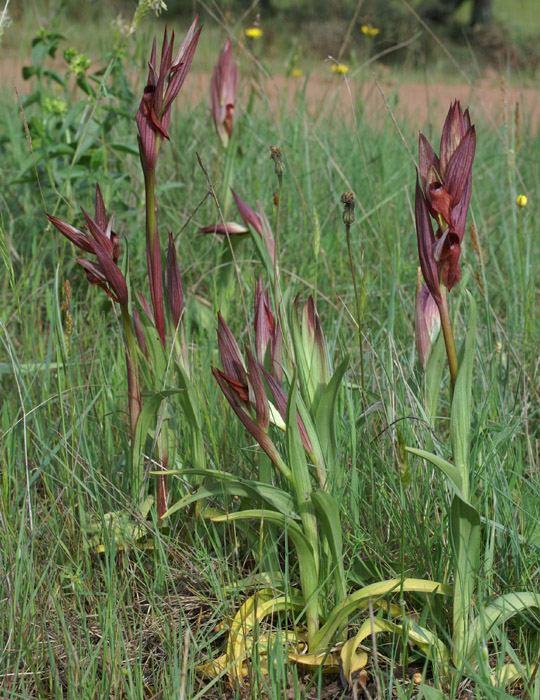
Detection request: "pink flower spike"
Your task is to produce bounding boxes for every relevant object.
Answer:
[231,188,262,235]
[211,38,237,147]
[136,18,202,172]
[165,233,184,329]
[48,187,127,305]
[416,101,476,294]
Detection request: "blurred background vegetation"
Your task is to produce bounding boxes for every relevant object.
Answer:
[3,0,540,79]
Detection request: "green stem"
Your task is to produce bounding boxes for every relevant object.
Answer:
[437,288,458,390]
[120,304,142,497]
[346,223,366,402]
[273,174,283,321]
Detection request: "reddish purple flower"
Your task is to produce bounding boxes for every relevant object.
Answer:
[416,101,476,295]
[211,38,237,147]
[231,188,275,263]
[47,185,128,305]
[213,314,277,461]
[136,19,201,171]
[165,233,184,329]
[254,276,282,382]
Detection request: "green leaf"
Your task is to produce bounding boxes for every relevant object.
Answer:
[161,470,299,520]
[314,356,349,468]
[467,591,540,662]
[450,494,481,666]
[312,578,452,652]
[405,447,463,496]
[311,489,346,602]
[290,300,313,408]
[417,684,448,700]
[133,389,181,495]
[450,294,477,500]
[211,509,319,619]
[425,330,446,422]
[137,303,168,389]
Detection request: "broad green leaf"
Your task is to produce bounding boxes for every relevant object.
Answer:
[311,489,346,603]
[211,509,319,632]
[174,360,206,471]
[290,300,312,407]
[467,591,540,661]
[160,470,299,520]
[294,390,326,484]
[133,389,181,495]
[314,356,349,469]
[137,303,168,389]
[425,330,446,422]
[286,375,319,575]
[418,684,448,700]
[204,592,304,682]
[450,494,481,666]
[450,294,476,500]
[312,578,451,652]
[341,617,449,687]
[405,447,463,495]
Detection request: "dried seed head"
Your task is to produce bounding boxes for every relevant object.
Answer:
[269,145,285,176]
[341,190,355,225]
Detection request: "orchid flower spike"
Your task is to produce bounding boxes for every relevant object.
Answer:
[136,18,202,171]
[47,184,128,305]
[211,38,237,148]
[416,100,476,298]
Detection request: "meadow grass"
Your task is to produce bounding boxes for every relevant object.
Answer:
[0,5,540,699]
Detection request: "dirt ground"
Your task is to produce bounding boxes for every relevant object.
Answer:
[2,52,540,134]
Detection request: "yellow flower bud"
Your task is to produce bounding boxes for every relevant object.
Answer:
[245,27,263,38]
[516,194,528,207]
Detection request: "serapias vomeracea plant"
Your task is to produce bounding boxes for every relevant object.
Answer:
[161,280,455,686]
[415,100,475,389]
[408,101,539,688]
[47,19,203,531]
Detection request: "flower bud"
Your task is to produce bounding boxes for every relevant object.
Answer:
[269,145,285,176]
[415,279,441,370]
[341,191,355,226]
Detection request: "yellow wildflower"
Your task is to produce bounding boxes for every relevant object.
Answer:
[516,194,528,207]
[331,63,349,74]
[245,27,263,39]
[292,68,303,78]
[361,24,380,36]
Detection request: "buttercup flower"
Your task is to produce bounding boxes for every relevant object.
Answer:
[516,194,528,207]
[292,68,303,78]
[245,27,263,39]
[361,24,379,36]
[331,63,349,74]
